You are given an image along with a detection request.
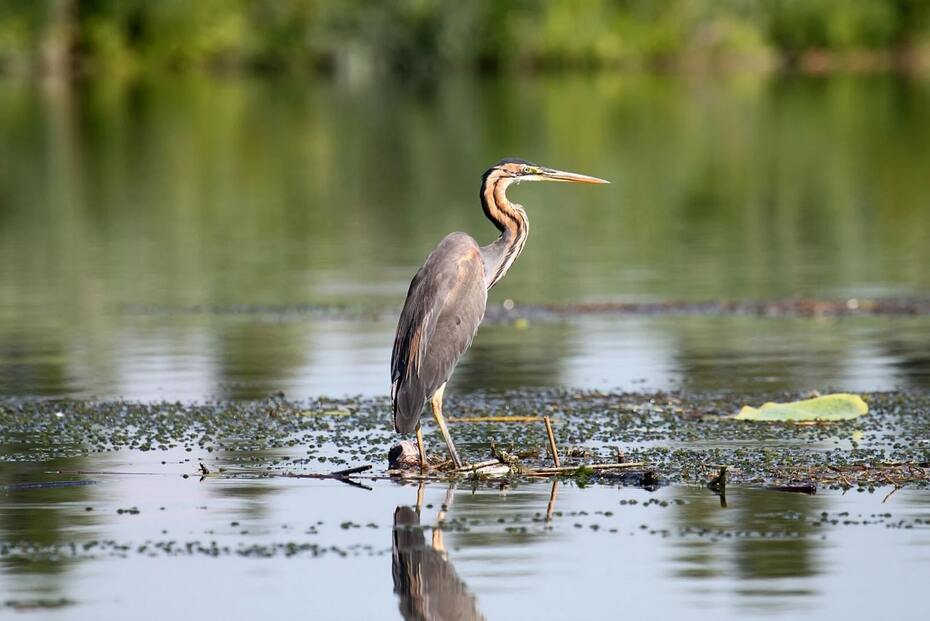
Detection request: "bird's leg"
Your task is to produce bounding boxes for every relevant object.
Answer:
[432,484,456,556]
[430,383,463,468]
[415,481,425,512]
[415,425,427,471]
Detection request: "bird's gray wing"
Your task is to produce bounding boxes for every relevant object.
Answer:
[391,233,487,434]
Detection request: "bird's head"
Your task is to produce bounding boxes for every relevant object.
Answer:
[488,157,610,185]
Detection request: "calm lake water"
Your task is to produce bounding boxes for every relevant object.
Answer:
[2,72,930,620]
[2,445,929,620]
[1,73,930,400]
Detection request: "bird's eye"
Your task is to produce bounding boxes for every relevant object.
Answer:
[521,166,531,175]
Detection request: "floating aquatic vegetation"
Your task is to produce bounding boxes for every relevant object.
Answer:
[734,393,868,422]
[3,390,929,489]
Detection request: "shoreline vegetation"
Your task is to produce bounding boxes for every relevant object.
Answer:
[2,2,930,80]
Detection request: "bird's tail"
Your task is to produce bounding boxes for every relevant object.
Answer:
[392,379,425,434]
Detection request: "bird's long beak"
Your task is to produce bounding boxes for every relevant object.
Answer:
[538,168,610,184]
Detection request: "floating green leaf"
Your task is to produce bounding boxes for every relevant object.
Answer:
[734,393,868,422]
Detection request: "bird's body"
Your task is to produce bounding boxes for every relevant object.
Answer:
[391,232,487,436]
[391,158,608,468]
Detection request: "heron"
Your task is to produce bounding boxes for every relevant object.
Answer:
[390,158,609,469]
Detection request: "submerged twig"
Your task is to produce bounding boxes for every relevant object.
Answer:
[2,480,97,492]
[282,464,374,490]
[546,479,560,522]
[882,485,900,503]
[332,477,373,491]
[525,462,644,476]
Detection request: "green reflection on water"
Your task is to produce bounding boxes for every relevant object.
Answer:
[1,73,929,398]
[0,454,94,608]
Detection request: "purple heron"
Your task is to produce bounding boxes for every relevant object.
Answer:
[391,158,609,468]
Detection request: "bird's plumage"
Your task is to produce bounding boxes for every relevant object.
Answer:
[390,158,607,446]
[391,232,487,434]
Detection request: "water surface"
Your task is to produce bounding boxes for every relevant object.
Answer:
[3,449,929,619]
[1,73,930,399]
[2,71,930,619]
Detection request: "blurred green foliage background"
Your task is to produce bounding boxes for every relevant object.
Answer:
[3,3,930,399]
[2,0,930,77]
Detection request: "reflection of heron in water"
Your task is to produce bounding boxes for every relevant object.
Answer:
[392,484,485,621]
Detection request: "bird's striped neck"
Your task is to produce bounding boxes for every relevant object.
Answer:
[480,168,529,289]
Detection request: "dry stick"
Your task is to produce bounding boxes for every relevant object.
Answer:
[455,459,505,473]
[525,462,645,476]
[544,416,560,467]
[282,464,375,489]
[881,472,898,486]
[827,465,854,488]
[390,472,436,481]
[284,465,373,479]
[447,416,542,423]
[329,464,373,477]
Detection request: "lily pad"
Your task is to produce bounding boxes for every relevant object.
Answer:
[734,393,868,422]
